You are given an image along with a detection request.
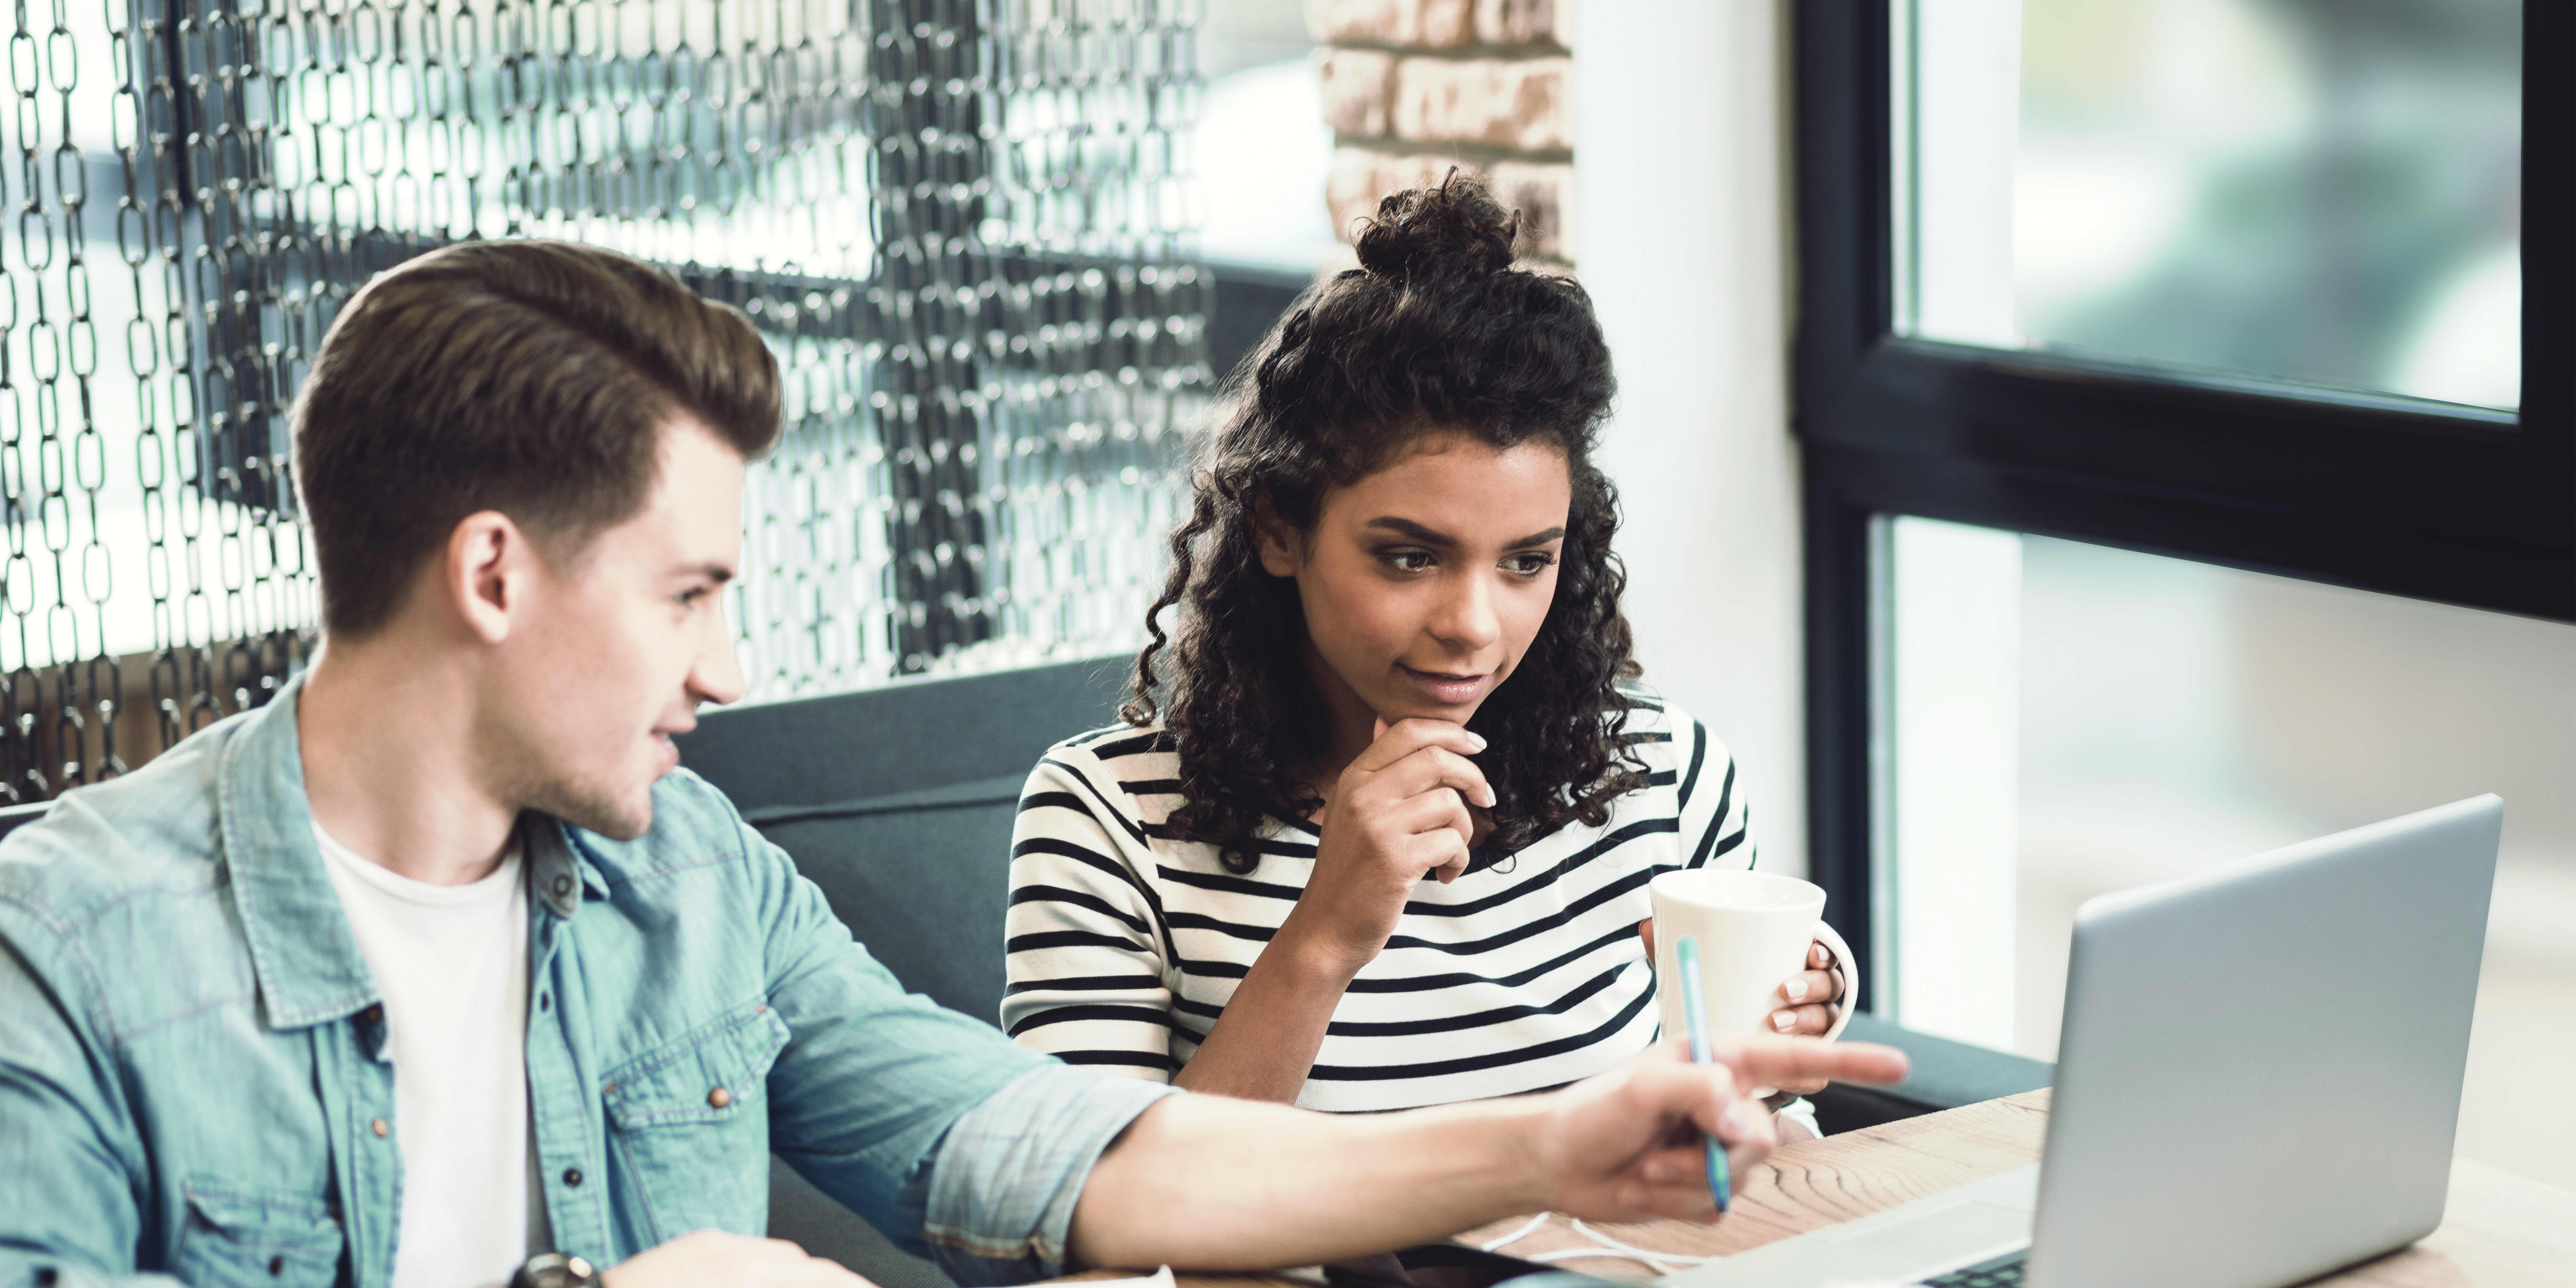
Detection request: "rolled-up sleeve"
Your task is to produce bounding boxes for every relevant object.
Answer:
[921,1064,1180,1285]
[741,805,1178,1284]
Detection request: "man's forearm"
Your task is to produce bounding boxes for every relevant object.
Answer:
[1071,1035,1915,1274]
[1069,1091,1554,1270]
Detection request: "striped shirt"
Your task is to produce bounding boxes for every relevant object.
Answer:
[1001,697,1755,1112]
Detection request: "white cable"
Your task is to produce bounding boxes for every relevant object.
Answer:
[1477,1212,1554,1253]
[1480,1210,1714,1271]
[1523,1246,1699,1271]
[1565,1217,1713,1268]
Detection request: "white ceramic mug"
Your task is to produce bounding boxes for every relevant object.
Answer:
[1651,868,1858,1046]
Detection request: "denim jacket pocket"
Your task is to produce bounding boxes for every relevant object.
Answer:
[602,1000,791,1240]
[173,1184,347,1287]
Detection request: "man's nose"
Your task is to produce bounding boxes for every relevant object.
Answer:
[691,614,748,708]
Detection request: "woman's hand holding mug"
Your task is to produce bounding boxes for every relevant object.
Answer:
[1639,922,1848,1039]
[1640,866,1855,1099]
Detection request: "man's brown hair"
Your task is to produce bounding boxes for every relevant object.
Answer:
[292,239,781,637]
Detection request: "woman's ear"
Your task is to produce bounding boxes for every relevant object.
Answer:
[1250,493,1302,578]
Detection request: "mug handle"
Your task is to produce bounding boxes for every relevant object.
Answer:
[1812,920,1860,1044]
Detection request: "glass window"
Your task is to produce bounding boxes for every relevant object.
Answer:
[1895,0,2521,409]
[1197,0,1338,274]
[1880,516,2576,1189]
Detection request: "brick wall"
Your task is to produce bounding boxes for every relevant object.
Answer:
[1312,0,1577,264]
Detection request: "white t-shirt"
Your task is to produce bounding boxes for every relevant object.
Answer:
[316,822,536,1288]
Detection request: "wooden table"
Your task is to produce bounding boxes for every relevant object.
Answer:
[1458,1090,2576,1288]
[1117,1089,2576,1288]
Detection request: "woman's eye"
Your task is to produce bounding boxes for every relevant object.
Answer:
[1506,552,1558,576]
[1383,549,1435,573]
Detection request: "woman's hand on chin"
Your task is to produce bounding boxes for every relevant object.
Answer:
[1280,716,1495,973]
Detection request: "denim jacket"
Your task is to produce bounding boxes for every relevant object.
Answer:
[0,678,1175,1288]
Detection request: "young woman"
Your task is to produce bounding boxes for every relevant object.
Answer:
[1002,178,1846,1126]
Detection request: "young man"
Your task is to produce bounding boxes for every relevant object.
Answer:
[0,242,1905,1288]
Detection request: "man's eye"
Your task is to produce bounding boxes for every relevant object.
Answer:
[678,588,709,607]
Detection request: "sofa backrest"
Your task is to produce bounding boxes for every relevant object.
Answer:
[673,656,1134,1025]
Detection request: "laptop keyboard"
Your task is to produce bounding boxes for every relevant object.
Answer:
[1920,1249,2027,1287]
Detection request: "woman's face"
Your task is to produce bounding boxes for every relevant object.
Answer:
[1257,432,1573,730]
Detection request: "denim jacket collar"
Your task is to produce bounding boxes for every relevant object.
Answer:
[217,672,610,1031]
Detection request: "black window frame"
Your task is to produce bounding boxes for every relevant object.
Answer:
[1794,0,2571,998]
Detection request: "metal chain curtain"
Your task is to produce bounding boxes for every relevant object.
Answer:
[0,0,1207,803]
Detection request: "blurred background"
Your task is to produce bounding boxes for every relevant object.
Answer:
[1889,519,2576,1189]
[1885,0,2568,1190]
[1908,0,2521,407]
[1055,0,2576,1191]
[1197,0,1339,275]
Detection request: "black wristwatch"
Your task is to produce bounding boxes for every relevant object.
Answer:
[509,1253,599,1288]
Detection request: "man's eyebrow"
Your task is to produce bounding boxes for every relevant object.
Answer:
[673,562,736,584]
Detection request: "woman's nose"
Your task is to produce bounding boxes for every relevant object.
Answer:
[1428,575,1503,651]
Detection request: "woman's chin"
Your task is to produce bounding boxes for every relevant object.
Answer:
[1371,696,1490,728]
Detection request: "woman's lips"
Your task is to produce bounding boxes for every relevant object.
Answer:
[1399,665,1490,706]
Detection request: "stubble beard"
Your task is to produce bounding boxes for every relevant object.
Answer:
[529,775,655,841]
[482,738,658,842]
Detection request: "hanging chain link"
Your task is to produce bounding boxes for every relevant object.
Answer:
[0,0,1206,801]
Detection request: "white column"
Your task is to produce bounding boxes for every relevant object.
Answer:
[1576,0,1808,876]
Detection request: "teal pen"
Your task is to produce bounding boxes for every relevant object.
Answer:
[1674,935,1730,1212]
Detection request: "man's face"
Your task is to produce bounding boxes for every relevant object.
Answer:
[488,417,747,839]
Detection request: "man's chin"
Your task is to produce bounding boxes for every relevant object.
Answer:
[533,786,656,842]
[584,806,655,842]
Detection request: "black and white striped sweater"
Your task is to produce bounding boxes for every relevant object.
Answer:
[1000,697,1756,1112]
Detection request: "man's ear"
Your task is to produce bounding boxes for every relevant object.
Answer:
[443,510,536,645]
[1250,493,1302,578]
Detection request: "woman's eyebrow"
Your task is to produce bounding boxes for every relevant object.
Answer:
[1364,517,1457,545]
[1364,517,1566,548]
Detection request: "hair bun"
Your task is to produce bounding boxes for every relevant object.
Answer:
[1353,173,1519,281]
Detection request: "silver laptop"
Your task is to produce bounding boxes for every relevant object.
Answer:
[1670,794,2502,1288]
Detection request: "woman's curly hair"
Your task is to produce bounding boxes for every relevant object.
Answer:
[1123,175,1650,874]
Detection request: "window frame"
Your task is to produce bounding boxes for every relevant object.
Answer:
[1793,0,2571,996]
